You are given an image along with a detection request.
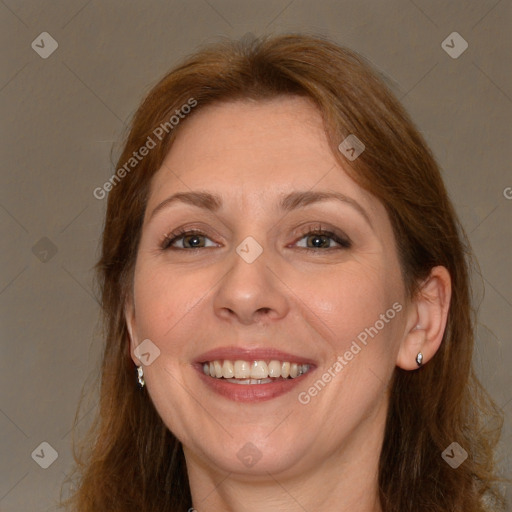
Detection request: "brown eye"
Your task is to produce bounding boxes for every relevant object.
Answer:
[162,229,217,250]
[295,227,351,251]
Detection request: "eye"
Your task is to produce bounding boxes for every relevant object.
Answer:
[160,224,351,251]
[293,224,351,251]
[161,228,217,250]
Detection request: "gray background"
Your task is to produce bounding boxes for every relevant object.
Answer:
[1,1,511,510]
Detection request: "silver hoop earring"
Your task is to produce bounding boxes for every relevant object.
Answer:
[416,352,423,367]
[137,366,145,388]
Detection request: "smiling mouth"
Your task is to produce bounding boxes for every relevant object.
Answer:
[202,359,312,384]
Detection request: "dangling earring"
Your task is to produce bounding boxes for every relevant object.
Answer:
[416,352,423,367]
[136,366,145,388]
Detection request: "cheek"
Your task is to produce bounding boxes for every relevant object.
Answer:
[290,259,405,372]
[132,264,207,351]
[304,263,394,334]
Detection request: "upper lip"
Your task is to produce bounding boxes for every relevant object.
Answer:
[194,346,316,366]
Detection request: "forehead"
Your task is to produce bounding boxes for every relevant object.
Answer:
[147,97,379,219]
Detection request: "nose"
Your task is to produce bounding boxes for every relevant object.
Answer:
[212,245,290,326]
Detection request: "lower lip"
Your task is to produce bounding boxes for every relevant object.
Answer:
[195,366,314,402]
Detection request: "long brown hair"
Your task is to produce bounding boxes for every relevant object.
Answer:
[64,33,506,511]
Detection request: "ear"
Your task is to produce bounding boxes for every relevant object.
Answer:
[396,266,452,370]
[124,297,140,367]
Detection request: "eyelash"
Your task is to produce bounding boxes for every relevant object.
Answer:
[160,224,352,252]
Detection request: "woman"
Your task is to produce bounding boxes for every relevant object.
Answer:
[65,34,506,511]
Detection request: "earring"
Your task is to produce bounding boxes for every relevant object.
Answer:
[416,352,423,367]
[136,366,145,388]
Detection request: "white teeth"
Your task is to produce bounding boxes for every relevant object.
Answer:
[234,360,250,379]
[222,360,234,379]
[202,359,311,382]
[268,360,281,377]
[214,360,223,378]
[250,360,268,379]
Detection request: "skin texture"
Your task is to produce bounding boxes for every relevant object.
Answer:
[125,97,451,512]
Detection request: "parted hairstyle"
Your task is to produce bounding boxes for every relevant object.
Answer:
[64,33,506,512]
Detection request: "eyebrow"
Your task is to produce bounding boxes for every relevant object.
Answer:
[148,189,372,227]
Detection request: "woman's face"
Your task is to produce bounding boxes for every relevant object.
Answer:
[126,96,410,478]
